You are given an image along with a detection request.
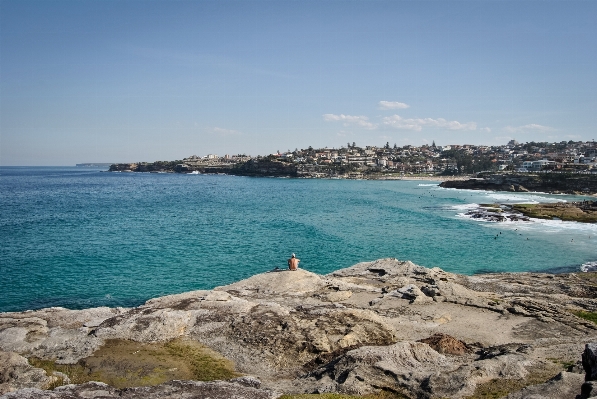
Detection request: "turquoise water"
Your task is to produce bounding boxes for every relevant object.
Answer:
[1,167,596,313]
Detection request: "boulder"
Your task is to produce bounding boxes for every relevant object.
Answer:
[584,343,597,381]
[0,351,52,394]
[418,333,470,355]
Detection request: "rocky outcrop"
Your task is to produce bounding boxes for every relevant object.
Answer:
[0,380,280,399]
[0,352,54,395]
[439,173,597,195]
[2,259,597,398]
[230,159,298,177]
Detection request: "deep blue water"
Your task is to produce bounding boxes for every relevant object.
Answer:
[1,166,596,313]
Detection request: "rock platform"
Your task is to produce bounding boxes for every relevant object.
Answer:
[2,258,597,398]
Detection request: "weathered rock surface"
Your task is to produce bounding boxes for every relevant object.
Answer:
[505,371,585,399]
[439,173,597,195]
[2,258,597,398]
[0,352,53,394]
[0,380,279,399]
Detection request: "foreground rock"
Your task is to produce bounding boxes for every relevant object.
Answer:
[0,380,279,399]
[2,259,597,398]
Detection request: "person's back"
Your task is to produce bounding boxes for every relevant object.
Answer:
[288,253,300,270]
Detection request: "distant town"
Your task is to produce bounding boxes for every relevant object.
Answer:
[107,140,597,178]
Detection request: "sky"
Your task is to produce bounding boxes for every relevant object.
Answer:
[1,0,596,165]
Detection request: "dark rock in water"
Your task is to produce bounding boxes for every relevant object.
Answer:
[582,343,597,381]
[464,206,531,223]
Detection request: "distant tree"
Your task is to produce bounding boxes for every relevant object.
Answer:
[352,142,356,148]
[432,140,436,147]
[385,142,390,149]
[393,143,397,149]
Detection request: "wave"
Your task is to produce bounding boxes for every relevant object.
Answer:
[418,183,439,187]
[484,192,567,204]
[452,203,479,211]
[528,218,597,233]
[581,261,597,272]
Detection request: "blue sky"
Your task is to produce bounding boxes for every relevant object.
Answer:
[1,0,596,165]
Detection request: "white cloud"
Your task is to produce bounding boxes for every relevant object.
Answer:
[504,124,553,133]
[480,127,491,133]
[323,114,377,129]
[212,127,242,136]
[378,101,410,110]
[382,115,477,131]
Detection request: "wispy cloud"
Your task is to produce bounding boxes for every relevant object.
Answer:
[212,127,242,136]
[378,101,410,110]
[323,114,377,129]
[382,115,477,131]
[480,127,491,133]
[504,124,553,133]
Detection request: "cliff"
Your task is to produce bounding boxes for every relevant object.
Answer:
[230,159,298,177]
[2,259,597,398]
[439,173,597,195]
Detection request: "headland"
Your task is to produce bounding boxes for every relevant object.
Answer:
[439,173,597,196]
[2,259,597,398]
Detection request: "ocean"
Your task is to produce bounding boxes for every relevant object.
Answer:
[1,166,596,313]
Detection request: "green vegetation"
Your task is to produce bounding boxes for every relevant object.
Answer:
[572,310,597,325]
[279,392,407,399]
[28,357,91,390]
[463,367,560,399]
[164,339,239,381]
[29,338,240,390]
[572,272,597,284]
[512,203,597,223]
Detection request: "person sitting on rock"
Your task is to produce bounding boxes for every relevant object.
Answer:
[288,253,300,271]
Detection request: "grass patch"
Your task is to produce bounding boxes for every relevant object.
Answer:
[572,272,597,284]
[572,310,597,325]
[279,392,407,399]
[164,339,239,381]
[29,338,240,390]
[511,203,597,223]
[463,367,560,399]
[28,358,92,389]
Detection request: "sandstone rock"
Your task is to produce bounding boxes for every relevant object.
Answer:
[418,333,470,355]
[505,371,584,399]
[322,291,353,302]
[0,351,52,394]
[393,284,433,304]
[215,269,327,296]
[0,380,280,399]
[3,258,597,398]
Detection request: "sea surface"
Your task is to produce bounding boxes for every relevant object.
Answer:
[1,166,596,313]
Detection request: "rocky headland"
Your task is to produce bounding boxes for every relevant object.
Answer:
[3,259,597,398]
[461,201,597,223]
[439,173,597,195]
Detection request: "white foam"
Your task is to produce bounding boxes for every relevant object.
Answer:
[581,261,597,272]
[418,183,439,187]
[452,203,479,211]
[484,192,566,204]
[530,218,597,233]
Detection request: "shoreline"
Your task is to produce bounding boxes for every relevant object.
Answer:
[2,258,597,398]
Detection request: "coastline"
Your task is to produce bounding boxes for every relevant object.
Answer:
[2,258,597,398]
